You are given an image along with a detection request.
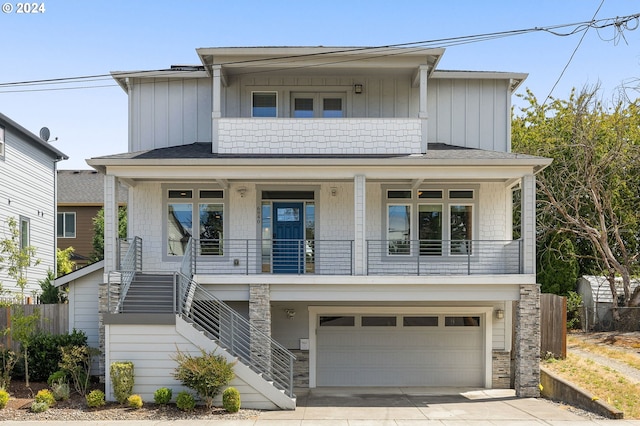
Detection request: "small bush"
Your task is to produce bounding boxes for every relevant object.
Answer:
[153,387,172,405]
[172,348,235,409]
[127,394,143,409]
[0,389,9,409]
[110,361,134,404]
[27,330,88,382]
[35,389,56,406]
[51,380,70,401]
[176,391,195,412]
[222,387,241,413]
[47,370,67,386]
[0,349,17,390]
[86,389,106,408]
[60,345,99,396]
[30,401,49,413]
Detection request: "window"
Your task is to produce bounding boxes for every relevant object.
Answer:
[445,316,480,326]
[319,316,355,326]
[19,217,29,250]
[403,316,439,327]
[0,125,4,158]
[252,92,277,117]
[362,316,397,327]
[291,93,344,118]
[385,187,476,256]
[56,212,76,238]
[166,188,224,256]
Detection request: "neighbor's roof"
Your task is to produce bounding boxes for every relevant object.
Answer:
[57,169,128,204]
[0,112,68,161]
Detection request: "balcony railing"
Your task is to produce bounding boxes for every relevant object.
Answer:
[187,238,522,276]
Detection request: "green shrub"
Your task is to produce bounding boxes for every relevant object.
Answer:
[110,361,134,404]
[27,330,87,382]
[51,380,70,401]
[567,291,583,330]
[0,389,9,409]
[60,345,98,396]
[30,401,49,413]
[176,391,195,411]
[127,394,143,409]
[0,349,17,390]
[222,387,241,413]
[47,370,67,386]
[172,349,235,409]
[86,389,105,408]
[34,389,56,406]
[153,387,172,405]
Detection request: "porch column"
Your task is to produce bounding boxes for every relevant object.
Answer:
[211,65,222,154]
[514,283,541,397]
[104,174,118,274]
[418,65,429,154]
[354,175,366,275]
[521,174,536,274]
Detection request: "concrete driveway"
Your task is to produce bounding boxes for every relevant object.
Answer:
[255,387,640,425]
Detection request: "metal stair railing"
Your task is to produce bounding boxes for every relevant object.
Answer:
[109,236,142,313]
[175,271,296,398]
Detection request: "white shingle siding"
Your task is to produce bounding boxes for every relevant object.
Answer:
[217,119,422,155]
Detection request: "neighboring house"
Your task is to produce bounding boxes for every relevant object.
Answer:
[577,275,640,330]
[57,170,128,268]
[85,46,551,408]
[0,113,67,300]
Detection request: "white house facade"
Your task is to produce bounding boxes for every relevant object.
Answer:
[0,113,67,300]
[87,47,550,408]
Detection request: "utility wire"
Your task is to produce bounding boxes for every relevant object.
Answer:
[543,0,606,105]
[0,12,638,94]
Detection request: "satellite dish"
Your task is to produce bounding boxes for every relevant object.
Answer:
[39,127,50,142]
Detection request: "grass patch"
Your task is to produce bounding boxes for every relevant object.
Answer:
[544,353,640,418]
[567,335,640,371]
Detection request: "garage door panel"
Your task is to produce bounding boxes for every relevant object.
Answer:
[317,318,484,387]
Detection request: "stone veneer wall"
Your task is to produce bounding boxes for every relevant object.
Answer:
[492,351,511,389]
[249,284,272,366]
[291,350,309,388]
[514,284,541,397]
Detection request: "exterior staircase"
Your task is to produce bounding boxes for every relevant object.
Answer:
[120,273,174,313]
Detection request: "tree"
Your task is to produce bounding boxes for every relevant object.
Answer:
[0,217,41,300]
[56,247,76,277]
[537,233,579,296]
[90,206,127,262]
[513,88,640,319]
[38,270,67,304]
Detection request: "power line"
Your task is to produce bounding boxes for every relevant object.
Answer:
[543,0,607,105]
[0,12,638,94]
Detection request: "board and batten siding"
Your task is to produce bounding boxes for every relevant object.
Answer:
[105,323,280,408]
[129,78,212,153]
[0,126,57,295]
[428,78,510,152]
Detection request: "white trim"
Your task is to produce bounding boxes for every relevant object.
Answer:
[308,305,493,388]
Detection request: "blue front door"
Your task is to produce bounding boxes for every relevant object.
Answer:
[273,202,304,274]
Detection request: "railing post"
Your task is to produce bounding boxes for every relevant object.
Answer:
[467,240,471,275]
[417,240,421,276]
[245,240,249,275]
[173,273,177,314]
[289,354,294,397]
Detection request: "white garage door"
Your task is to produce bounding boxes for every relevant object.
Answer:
[317,314,484,387]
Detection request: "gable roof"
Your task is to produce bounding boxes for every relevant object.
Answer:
[0,112,68,161]
[54,260,104,287]
[579,275,640,304]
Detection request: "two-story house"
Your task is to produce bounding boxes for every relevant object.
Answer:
[57,169,128,268]
[87,47,550,409]
[0,113,67,300]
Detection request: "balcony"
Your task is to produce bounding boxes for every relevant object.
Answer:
[185,239,523,276]
[215,118,423,155]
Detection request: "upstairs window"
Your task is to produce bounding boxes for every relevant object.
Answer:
[57,212,76,238]
[19,217,30,250]
[252,92,277,117]
[292,93,344,118]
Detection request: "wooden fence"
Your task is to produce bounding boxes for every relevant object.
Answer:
[540,293,567,359]
[0,304,69,352]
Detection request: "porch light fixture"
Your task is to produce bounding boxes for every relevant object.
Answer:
[495,308,504,320]
[237,186,247,198]
[285,309,296,320]
[354,84,363,94]
[330,187,337,197]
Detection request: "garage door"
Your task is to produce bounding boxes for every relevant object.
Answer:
[316,314,484,387]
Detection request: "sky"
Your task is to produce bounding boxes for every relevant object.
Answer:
[1,0,640,169]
